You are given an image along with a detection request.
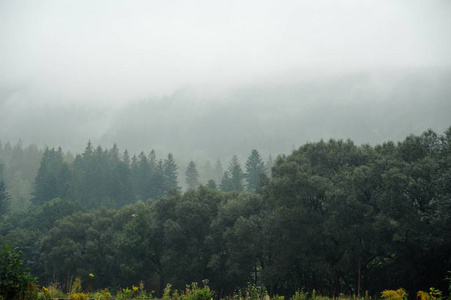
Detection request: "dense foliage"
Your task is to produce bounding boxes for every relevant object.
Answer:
[0,128,450,298]
[0,244,36,299]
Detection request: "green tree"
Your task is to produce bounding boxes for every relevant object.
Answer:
[151,160,167,200]
[0,243,36,299]
[244,149,266,191]
[220,171,233,192]
[228,156,244,192]
[136,151,151,201]
[207,179,217,190]
[185,161,200,190]
[164,153,179,193]
[31,147,65,205]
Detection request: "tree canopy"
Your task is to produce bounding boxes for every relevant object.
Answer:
[0,128,450,298]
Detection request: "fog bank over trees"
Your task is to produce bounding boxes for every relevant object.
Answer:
[1,67,450,161]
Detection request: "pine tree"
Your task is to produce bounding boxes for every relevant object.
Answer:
[137,151,151,201]
[245,149,266,191]
[164,153,179,193]
[31,148,65,205]
[109,143,120,165]
[185,161,200,190]
[83,141,94,159]
[122,149,130,167]
[151,159,166,199]
[228,155,244,192]
[148,150,157,170]
[220,171,234,192]
[0,180,11,217]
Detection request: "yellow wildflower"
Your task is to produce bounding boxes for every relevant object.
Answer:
[417,291,429,300]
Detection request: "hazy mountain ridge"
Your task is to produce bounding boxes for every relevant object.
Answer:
[1,68,450,162]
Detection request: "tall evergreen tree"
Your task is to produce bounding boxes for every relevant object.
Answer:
[111,159,135,207]
[227,155,244,192]
[185,161,200,190]
[122,149,130,167]
[31,147,65,205]
[137,151,151,201]
[151,159,166,199]
[220,171,233,192]
[164,153,179,193]
[244,149,266,191]
[83,141,94,159]
[148,150,157,170]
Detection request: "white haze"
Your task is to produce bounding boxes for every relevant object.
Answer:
[0,0,450,159]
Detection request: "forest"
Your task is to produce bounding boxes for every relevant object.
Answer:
[0,127,450,299]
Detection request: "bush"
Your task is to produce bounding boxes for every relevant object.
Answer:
[0,243,36,299]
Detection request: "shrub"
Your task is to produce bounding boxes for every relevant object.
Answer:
[0,243,36,299]
[381,288,408,300]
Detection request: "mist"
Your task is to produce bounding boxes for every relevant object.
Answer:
[1,0,450,160]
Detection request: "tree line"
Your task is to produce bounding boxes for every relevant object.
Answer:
[27,142,270,210]
[0,128,450,298]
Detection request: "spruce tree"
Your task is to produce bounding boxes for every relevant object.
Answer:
[245,149,266,191]
[227,155,244,192]
[164,153,179,193]
[122,149,130,167]
[185,161,200,190]
[31,148,65,205]
[152,159,166,199]
[137,151,151,201]
[220,171,233,192]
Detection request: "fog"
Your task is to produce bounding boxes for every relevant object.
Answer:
[1,0,450,161]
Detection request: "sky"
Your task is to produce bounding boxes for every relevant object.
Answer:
[0,0,450,159]
[1,0,450,105]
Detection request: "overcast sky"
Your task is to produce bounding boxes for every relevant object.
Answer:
[1,0,450,106]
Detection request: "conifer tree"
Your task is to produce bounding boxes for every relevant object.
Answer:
[109,143,120,165]
[185,160,200,190]
[220,171,233,192]
[31,147,65,205]
[245,149,266,191]
[227,155,244,192]
[83,141,94,159]
[137,151,151,201]
[164,153,179,193]
[151,159,166,199]
[122,149,130,167]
